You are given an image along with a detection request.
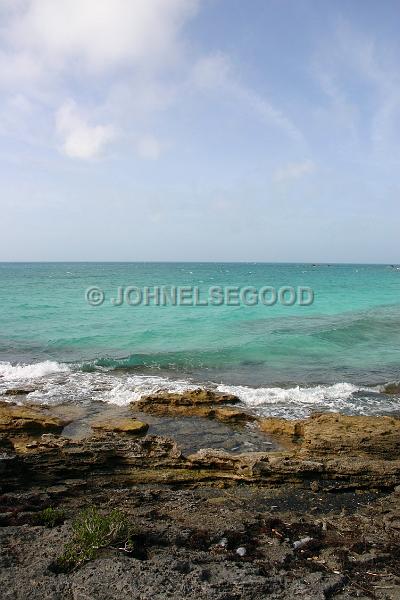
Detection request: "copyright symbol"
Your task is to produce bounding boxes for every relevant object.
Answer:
[85,287,105,306]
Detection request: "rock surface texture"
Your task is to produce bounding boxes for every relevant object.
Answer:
[0,397,399,598]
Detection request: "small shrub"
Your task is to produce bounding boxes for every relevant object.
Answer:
[55,507,133,571]
[36,507,66,527]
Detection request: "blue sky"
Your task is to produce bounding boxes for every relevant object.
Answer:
[0,0,399,262]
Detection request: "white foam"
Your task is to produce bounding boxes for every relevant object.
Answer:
[217,382,360,407]
[1,361,398,418]
[0,360,70,382]
[101,375,197,406]
[216,382,379,418]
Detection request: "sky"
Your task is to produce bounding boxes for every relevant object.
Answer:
[0,0,399,262]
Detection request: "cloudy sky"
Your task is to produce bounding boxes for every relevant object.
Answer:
[1,0,399,262]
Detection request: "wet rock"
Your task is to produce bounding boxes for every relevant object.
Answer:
[0,402,68,436]
[91,418,149,435]
[138,388,240,407]
[213,406,255,424]
[383,382,400,395]
[134,388,240,418]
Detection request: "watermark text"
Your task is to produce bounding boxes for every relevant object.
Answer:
[85,285,314,307]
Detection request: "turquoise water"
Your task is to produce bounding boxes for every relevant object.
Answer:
[1,262,400,417]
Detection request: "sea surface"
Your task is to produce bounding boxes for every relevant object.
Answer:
[1,262,400,419]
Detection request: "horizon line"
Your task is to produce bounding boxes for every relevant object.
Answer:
[0,260,399,266]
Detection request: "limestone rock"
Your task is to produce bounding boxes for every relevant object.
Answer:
[137,388,239,408]
[134,388,240,418]
[259,412,400,458]
[91,418,149,434]
[258,418,303,439]
[0,402,68,435]
[213,406,255,424]
[300,412,400,457]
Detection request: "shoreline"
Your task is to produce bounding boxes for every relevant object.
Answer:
[1,390,400,598]
[2,361,400,421]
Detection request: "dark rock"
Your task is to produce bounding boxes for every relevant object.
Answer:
[383,382,400,395]
[3,389,34,396]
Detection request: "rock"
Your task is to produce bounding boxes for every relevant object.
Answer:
[382,382,400,395]
[0,434,13,450]
[1,408,400,492]
[91,418,149,434]
[3,389,33,396]
[139,388,240,407]
[134,389,254,425]
[0,402,69,436]
[187,447,400,490]
[293,536,313,549]
[46,484,68,496]
[258,417,303,439]
[260,413,400,458]
[236,546,246,556]
[300,413,400,457]
[134,388,240,418]
[213,407,255,424]
[187,448,269,479]
[0,434,188,490]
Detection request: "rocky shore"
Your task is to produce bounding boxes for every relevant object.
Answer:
[0,390,399,599]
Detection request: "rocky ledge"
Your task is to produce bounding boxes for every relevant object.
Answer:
[0,401,70,436]
[0,393,399,492]
[135,388,254,424]
[0,392,399,599]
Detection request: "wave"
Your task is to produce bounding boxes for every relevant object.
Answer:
[216,382,385,418]
[0,359,399,418]
[0,360,70,381]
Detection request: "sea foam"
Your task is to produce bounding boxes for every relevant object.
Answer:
[0,360,398,419]
[0,360,70,381]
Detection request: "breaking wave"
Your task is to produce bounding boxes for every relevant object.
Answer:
[0,359,399,419]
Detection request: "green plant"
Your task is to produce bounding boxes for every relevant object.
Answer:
[36,507,66,527]
[56,507,133,571]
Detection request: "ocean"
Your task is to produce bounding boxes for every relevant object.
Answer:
[1,262,400,419]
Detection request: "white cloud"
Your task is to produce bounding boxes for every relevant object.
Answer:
[0,0,304,161]
[192,53,304,142]
[136,135,162,160]
[274,160,316,182]
[0,0,198,159]
[55,100,115,159]
[5,0,198,74]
